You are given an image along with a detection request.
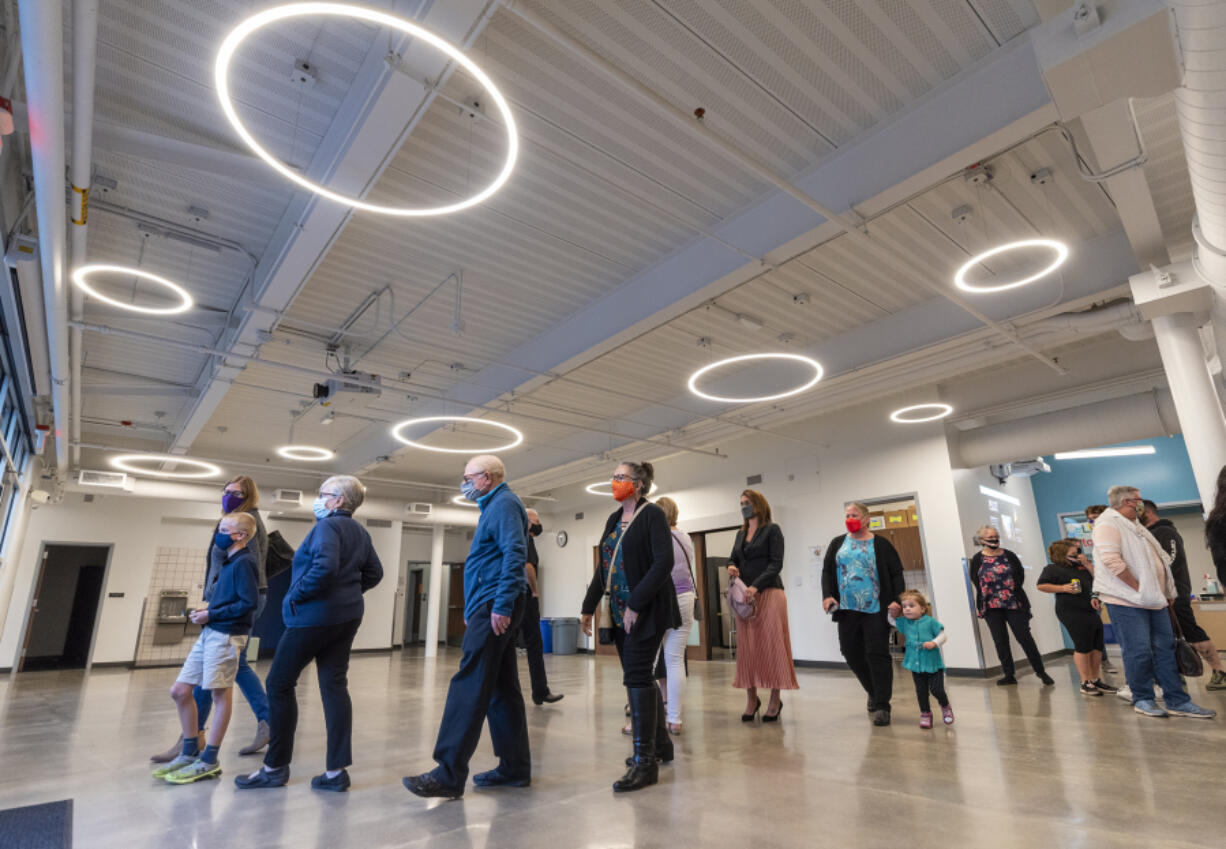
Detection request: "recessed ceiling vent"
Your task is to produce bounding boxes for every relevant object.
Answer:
[273,489,303,506]
[746,474,763,486]
[407,503,432,516]
[78,470,132,490]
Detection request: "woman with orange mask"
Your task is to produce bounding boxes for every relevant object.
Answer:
[581,461,678,793]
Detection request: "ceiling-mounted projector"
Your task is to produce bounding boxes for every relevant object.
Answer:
[313,371,381,410]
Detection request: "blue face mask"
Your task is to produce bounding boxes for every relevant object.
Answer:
[312,497,332,519]
[221,491,244,513]
[214,531,236,551]
[460,480,482,502]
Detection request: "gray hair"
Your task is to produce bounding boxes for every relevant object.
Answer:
[1107,485,1139,508]
[469,454,506,484]
[975,525,1000,545]
[322,475,366,512]
[617,460,655,496]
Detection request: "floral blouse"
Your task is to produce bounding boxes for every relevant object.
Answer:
[978,553,1021,612]
[600,524,632,627]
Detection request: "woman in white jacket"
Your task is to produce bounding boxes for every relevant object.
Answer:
[1091,486,1215,719]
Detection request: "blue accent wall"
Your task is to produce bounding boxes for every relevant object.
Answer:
[1030,436,1200,548]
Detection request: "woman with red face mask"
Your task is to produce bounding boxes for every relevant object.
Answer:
[727,489,797,722]
[821,502,905,726]
[581,461,679,793]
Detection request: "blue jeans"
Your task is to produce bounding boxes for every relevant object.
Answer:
[195,593,269,728]
[1106,603,1191,707]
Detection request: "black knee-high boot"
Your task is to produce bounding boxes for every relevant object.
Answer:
[626,685,674,766]
[614,687,659,792]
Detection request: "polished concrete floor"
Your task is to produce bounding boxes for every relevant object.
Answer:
[0,648,1222,849]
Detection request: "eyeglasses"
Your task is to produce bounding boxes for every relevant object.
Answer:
[461,470,489,484]
[611,474,633,482]
[319,490,342,499]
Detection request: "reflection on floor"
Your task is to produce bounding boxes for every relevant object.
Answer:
[0,648,1222,848]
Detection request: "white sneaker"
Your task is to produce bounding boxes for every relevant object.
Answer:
[1115,685,1132,701]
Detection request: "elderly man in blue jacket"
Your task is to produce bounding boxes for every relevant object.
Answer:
[404,454,531,798]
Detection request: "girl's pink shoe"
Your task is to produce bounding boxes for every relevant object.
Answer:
[941,705,954,725]
[919,711,933,729]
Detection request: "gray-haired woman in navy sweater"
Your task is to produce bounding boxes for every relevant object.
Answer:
[236,475,382,792]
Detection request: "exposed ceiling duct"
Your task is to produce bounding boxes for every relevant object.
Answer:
[951,388,1178,468]
[16,0,69,481]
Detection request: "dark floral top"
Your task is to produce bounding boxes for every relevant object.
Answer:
[600,525,631,627]
[978,553,1021,612]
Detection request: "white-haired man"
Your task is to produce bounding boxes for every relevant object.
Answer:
[1092,486,1215,719]
[403,455,532,798]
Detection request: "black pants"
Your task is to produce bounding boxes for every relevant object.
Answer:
[837,611,894,711]
[519,595,551,701]
[263,617,360,772]
[613,623,667,688]
[983,608,1046,677]
[430,595,530,788]
[911,670,949,713]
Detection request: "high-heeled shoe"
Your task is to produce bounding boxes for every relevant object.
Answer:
[763,699,783,723]
[741,697,761,722]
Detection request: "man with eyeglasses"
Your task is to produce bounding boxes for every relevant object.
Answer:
[1091,486,1216,719]
[404,455,532,798]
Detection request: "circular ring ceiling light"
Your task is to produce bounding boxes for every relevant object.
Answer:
[890,403,954,424]
[276,445,334,462]
[110,453,223,479]
[451,494,479,507]
[391,416,524,454]
[215,3,519,216]
[687,353,824,404]
[585,481,659,496]
[953,239,1069,294]
[71,264,194,315]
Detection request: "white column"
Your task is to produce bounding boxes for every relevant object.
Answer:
[1152,313,1226,507]
[424,524,446,658]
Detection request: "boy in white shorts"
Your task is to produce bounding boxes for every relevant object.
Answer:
[154,512,259,784]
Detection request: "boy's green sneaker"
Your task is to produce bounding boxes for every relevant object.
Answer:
[1207,670,1226,691]
[164,758,222,785]
[152,754,197,779]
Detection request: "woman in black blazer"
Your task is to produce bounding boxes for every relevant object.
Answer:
[968,525,1052,686]
[821,501,905,726]
[581,460,679,793]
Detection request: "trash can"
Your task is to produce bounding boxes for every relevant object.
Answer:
[552,617,579,655]
[539,618,554,654]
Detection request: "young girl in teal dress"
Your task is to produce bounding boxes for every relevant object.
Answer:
[894,590,954,728]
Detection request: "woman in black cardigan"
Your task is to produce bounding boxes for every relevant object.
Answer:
[581,460,679,793]
[821,502,905,726]
[968,525,1053,686]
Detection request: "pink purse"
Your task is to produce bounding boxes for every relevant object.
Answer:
[726,577,757,620]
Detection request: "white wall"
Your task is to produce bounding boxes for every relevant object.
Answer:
[951,467,1067,667]
[0,492,223,667]
[538,395,996,669]
[1,489,476,668]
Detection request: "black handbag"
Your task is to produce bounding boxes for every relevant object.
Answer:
[1169,607,1204,677]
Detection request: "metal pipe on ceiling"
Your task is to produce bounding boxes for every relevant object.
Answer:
[16,0,69,481]
[69,320,729,459]
[502,0,1066,375]
[68,0,99,468]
